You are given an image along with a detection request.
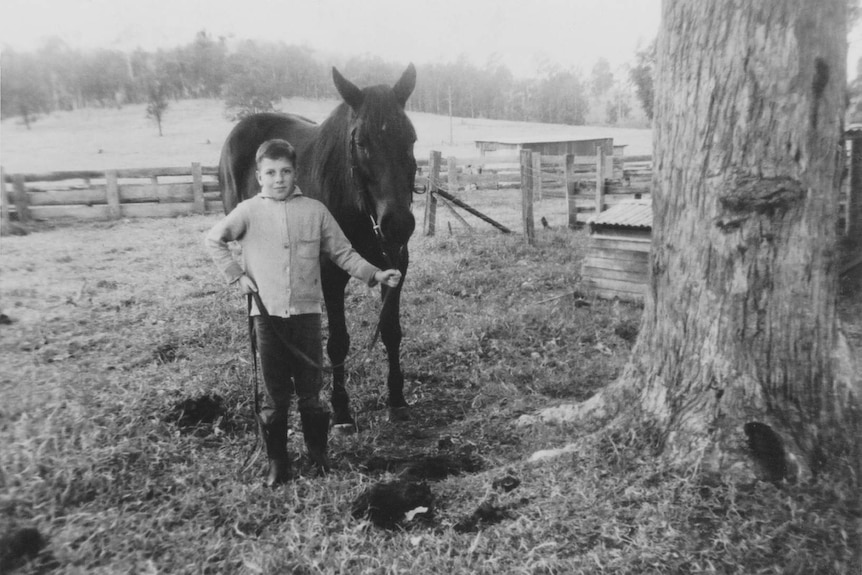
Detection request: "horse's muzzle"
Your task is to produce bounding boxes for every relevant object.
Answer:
[380,210,415,247]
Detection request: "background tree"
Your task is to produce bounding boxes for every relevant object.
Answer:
[531,66,588,125]
[78,49,131,107]
[846,0,862,122]
[0,50,50,127]
[479,54,515,119]
[590,58,614,99]
[182,30,227,98]
[555,0,859,483]
[604,85,632,124]
[145,81,169,136]
[37,38,80,111]
[1,30,665,127]
[222,41,282,120]
[629,39,656,120]
[341,54,402,91]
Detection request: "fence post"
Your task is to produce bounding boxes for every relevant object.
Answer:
[564,154,576,228]
[520,149,535,246]
[192,162,205,214]
[447,156,458,196]
[595,144,605,214]
[424,151,441,236]
[532,152,542,201]
[106,170,120,219]
[12,174,30,223]
[0,168,10,233]
[151,175,160,202]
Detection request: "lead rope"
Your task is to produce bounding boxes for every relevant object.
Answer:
[239,295,266,475]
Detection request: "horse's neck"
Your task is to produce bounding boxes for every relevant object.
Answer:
[311,114,354,209]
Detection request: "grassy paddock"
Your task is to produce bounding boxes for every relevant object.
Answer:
[1,201,860,573]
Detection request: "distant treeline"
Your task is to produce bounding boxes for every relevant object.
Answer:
[0,31,655,128]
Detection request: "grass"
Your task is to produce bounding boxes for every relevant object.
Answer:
[1,97,859,573]
[1,208,860,574]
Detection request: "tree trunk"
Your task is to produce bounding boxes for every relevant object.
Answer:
[643,0,861,482]
[538,0,861,483]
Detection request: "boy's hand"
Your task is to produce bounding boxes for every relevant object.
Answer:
[238,275,258,294]
[375,269,402,288]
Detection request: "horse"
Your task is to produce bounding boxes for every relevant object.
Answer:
[218,64,418,429]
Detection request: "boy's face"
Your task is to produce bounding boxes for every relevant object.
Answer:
[256,157,296,201]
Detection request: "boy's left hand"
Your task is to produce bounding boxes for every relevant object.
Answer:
[376,269,402,287]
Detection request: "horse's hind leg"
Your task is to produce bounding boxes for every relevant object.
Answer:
[322,265,354,429]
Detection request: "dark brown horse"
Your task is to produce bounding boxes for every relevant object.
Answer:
[218,64,418,428]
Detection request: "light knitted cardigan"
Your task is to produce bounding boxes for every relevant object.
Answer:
[205,188,380,317]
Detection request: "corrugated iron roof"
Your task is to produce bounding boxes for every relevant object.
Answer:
[589,200,652,229]
[474,135,612,145]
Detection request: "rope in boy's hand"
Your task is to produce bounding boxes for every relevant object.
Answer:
[238,274,258,294]
[376,269,402,288]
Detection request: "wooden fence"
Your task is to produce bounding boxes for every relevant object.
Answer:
[1,150,645,233]
[0,164,224,226]
[416,149,652,244]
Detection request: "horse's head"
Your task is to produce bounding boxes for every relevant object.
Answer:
[333,64,417,253]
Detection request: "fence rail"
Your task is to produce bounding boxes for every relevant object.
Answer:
[1,163,223,225]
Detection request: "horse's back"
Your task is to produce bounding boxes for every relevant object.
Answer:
[218,112,318,213]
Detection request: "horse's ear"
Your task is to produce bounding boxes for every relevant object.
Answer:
[333,67,364,110]
[393,63,416,108]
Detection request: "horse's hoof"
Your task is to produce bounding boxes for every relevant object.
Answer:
[388,406,411,422]
[332,422,357,435]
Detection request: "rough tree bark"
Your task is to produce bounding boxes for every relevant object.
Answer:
[528,0,861,482]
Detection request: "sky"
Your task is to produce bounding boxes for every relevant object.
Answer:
[1,0,861,80]
[0,0,662,78]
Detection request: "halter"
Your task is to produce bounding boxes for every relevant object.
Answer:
[349,127,398,269]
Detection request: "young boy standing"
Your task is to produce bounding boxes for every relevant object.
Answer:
[205,139,401,486]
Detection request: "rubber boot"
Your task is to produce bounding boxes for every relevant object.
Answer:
[300,410,332,475]
[261,418,291,487]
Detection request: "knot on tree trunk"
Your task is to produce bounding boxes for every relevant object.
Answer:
[715,175,805,232]
[743,421,800,483]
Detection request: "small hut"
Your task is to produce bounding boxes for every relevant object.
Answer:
[474,136,617,178]
[474,135,614,158]
[581,200,652,301]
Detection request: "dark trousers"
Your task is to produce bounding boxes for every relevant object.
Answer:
[254,314,328,425]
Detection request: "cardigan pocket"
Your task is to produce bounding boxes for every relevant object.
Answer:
[296,237,320,260]
[293,238,323,298]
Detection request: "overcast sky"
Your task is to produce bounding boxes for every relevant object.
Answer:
[1,0,859,79]
[0,0,660,77]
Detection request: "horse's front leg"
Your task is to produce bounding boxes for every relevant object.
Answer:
[381,250,408,418]
[321,263,353,429]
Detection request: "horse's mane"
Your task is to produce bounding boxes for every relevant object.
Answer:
[312,103,354,213]
[312,86,416,215]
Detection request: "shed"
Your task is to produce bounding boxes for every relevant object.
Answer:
[475,136,616,179]
[475,135,613,157]
[581,200,652,301]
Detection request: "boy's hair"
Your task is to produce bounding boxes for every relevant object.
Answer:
[255,139,297,168]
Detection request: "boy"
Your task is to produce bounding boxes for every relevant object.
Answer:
[205,139,401,486]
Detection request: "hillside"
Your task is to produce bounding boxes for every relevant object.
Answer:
[0,98,652,174]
